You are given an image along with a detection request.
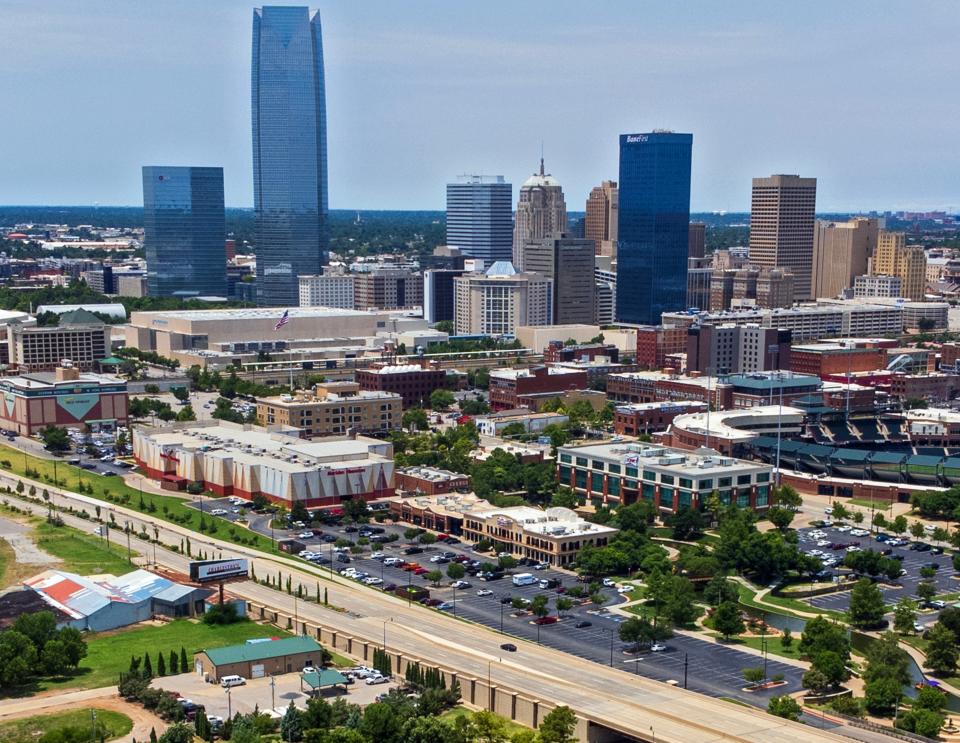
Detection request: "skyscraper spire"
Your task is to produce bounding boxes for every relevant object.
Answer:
[539,140,545,176]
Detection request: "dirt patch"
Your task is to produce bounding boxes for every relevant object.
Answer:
[0,692,163,743]
[0,517,58,567]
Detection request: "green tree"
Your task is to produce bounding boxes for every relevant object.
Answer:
[157,723,194,743]
[773,484,802,509]
[917,580,937,604]
[848,578,885,628]
[767,506,795,532]
[39,425,70,453]
[811,650,848,687]
[402,407,429,431]
[799,616,850,665]
[801,669,831,694]
[157,651,166,676]
[171,386,190,402]
[466,709,508,743]
[703,575,739,607]
[169,649,179,675]
[429,388,455,410]
[925,623,959,676]
[280,701,304,742]
[426,570,443,587]
[537,705,577,743]
[713,601,745,640]
[743,667,766,687]
[831,503,850,521]
[447,562,466,581]
[893,598,918,634]
[667,506,704,541]
[899,708,944,738]
[530,594,550,621]
[910,521,926,539]
[891,515,908,536]
[767,695,802,721]
[12,611,57,652]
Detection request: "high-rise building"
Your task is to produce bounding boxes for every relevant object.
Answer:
[748,174,817,301]
[811,217,880,299]
[142,166,226,297]
[423,269,465,325]
[453,262,553,336]
[688,222,706,259]
[616,132,692,325]
[252,6,329,306]
[584,180,618,257]
[756,268,795,309]
[521,234,595,325]
[353,268,423,311]
[870,231,927,301]
[298,273,355,309]
[512,160,567,270]
[686,256,712,311]
[854,274,903,299]
[686,324,792,375]
[446,175,513,265]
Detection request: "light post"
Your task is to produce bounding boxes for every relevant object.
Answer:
[225,686,232,719]
[487,659,493,709]
[452,584,457,616]
[607,628,614,667]
[270,674,276,711]
[499,599,505,634]
[91,709,97,742]
[683,652,689,689]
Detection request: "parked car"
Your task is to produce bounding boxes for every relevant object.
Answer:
[365,675,390,685]
[574,620,592,628]
[476,589,493,597]
[650,643,667,652]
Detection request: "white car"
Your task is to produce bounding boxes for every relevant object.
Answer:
[476,589,493,597]
[835,525,852,533]
[303,665,318,673]
[602,578,616,587]
[210,508,228,516]
[297,531,314,539]
[384,557,404,566]
[365,675,391,685]
[617,585,633,594]
[824,507,833,515]
[816,540,831,547]
[847,546,862,553]
[650,643,667,652]
[340,568,358,577]
[299,551,318,559]
[451,580,471,589]
[363,577,383,586]
[851,529,869,537]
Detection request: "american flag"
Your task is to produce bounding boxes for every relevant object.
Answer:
[274,309,290,331]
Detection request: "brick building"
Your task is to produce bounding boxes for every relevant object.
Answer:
[543,341,619,364]
[613,400,708,436]
[488,365,589,411]
[635,325,687,369]
[789,343,887,378]
[606,370,733,409]
[195,637,324,682]
[395,466,471,495]
[355,364,448,408]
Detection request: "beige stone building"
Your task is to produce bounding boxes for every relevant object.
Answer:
[512,159,567,271]
[756,267,795,309]
[521,234,595,325]
[584,180,618,257]
[256,381,401,437]
[811,217,880,299]
[9,308,109,372]
[453,263,553,336]
[353,268,423,311]
[298,273,355,309]
[748,174,817,301]
[870,231,926,301]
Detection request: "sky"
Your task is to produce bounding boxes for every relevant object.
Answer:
[2,1,958,212]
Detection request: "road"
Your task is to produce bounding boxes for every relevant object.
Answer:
[0,475,865,743]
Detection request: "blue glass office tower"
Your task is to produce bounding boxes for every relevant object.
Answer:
[252,6,328,306]
[142,166,226,297]
[615,132,692,324]
[446,175,513,266]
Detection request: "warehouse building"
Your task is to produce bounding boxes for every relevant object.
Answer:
[195,636,324,682]
[23,568,210,632]
[133,421,395,508]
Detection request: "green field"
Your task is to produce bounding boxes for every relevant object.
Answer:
[736,583,846,621]
[0,708,132,743]
[36,618,290,693]
[705,631,801,660]
[0,444,280,557]
[34,520,134,575]
[441,706,529,736]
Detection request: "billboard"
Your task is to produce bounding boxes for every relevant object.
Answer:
[189,558,249,583]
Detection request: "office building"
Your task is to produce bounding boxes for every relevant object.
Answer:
[473,409,569,437]
[133,421,394,507]
[686,256,712,311]
[870,231,926,301]
[557,442,773,513]
[515,324,601,350]
[811,217,880,299]
[353,268,423,310]
[252,6,329,306]
[488,365,588,411]
[688,222,706,258]
[854,274,903,299]
[256,381,401,437]
[613,400,708,437]
[748,174,817,300]
[635,325,688,370]
[453,262,553,336]
[512,159,567,270]
[543,341,619,364]
[395,466,471,496]
[196,637,324,683]
[0,365,128,435]
[423,268,465,324]
[686,323,791,375]
[757,267,795,309]
[789,343,887,378]
[446,175,513,264]
[355,363,448,409]
[595,280,615,325]
[521,234,595,324]
[584,180,618,256]
[616,131,692,324]
[80,265,115,294]
[142,166,226,298]
[298,273,355,309]
[8,308,109,372]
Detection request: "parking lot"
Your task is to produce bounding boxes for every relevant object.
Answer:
[797,524,957,614]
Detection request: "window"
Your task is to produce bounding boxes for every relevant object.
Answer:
[642,483,656,502]
[643,470,656,481]
[719,490,731,506]
[757,472,770,483]
[718,477,732,488]
[608,463,621,474]
[626,466,638,478]
[560,453,571,464]
[737,474,751,485]
[590,473,604,493]
[679,478,692,489]
[661,474,674,485]
[558,465,571,481]
[698,479,713,490]
[756,486,769,507]
[679,490,692,508]
[660,487,674,505]
[737,492,749,508]
[592,460,605,471]
[576,457,587,467]
[608,476,620,496]
[575,470,587,489]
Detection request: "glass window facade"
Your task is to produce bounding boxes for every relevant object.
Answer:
[252,6,329,306]
[615,132,693,324]
[143,167,226,297]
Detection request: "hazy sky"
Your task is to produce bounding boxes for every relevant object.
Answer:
[2,1,958,212]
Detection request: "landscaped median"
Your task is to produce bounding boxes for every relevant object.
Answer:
[0,708,132,743]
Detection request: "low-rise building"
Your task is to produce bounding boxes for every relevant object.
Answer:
[355,363,449,409]
[557,442,773,513]
[853,274,903,299]
[516,388,608,412]
[196,636,324,682]
[903,409,960,447]
[473,409,569,437]
[298,273,356,309]
[607,370,732,409]
[726,371,822,409]
[395,466,471,495]
[256,381,401,437]
[488,365,589,411]
[8,308,110,372]
[613,401,708,437]
[388,491,487,533]
[635,325,688,370]
[133,421,395,508]
[665,406,805,456]
[0,365,128,435]
[789,343,888,378]
[543,341,619,364]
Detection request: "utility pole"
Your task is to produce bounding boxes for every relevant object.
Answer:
[270,675,276,711]
[683,653,688,689]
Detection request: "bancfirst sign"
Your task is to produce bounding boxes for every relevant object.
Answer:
[189,558,249,583]
[625,134,649,143]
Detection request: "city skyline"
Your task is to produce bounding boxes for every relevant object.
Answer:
[2,0,959,212]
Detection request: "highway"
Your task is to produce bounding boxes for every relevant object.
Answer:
[2,472,871,743]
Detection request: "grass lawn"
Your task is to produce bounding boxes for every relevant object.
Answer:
[34,520,134,575]
[441,706,530,735]
[33,618,290,694]
[737,583,846,621]
[0,444,280,557]
[706,632,802,661]
[0,708,132,743]
[848,498,893,511]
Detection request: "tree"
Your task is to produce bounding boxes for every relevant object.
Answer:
[41,639,69,676]
[426,570,443,587]
[925,623,959,676]
[743,667,766,687]
[848,578,885,628]
[157,651,166,676]
[802,669,831,694]
[157,723,194,743]
[713,601,745,640]
[831,503,850,521]
[39,425,70,453]
[799,617,850,665]
[703,575,738,607]
[663,575,698,626]
[767,506,795,532]
[402,407,429,431]
[899,708,944,738]
[13,611,57,652]
[169,649,179,675]
[360,703,403,743]
[280,701,304,742]
[180,646,188,671]
[429,389,455,411]
[446,562,466,581]
[773,484,802,510]
[555,597,573,617]
[466,709,508,743]
[530,594,550,621]
[667,507,704,541]
[616,501,654,534]
[917,580,937,604]
[767,695,802,721]
[781,628,793,648]
[811,650,848,687]
[537,705,577,743]
[342,497,369,524]
[893,598,918,634]
[171,386,190,402]
[618,616,650,653]
[891,515,908,536]
[910,521,926,539]
[863,632,911,716]
[864,675,903,716]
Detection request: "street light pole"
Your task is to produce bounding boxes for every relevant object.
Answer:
[500,600,504,634]
[226,687,232,719]
[683,653,688,689]
[270,674,276,711]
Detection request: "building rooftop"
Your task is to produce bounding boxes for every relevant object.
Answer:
[258,390,401,407]
[362,364,437,375]
[726,372,821,391]
[904,408,960,425]
[202,636,322,666]
[615,400,707,413]
[560,441,772,476]
[479,505,618,538]
[134,307,378,322]
[397,466,469,483]
[36,303,126,319]
[670,406,805,443]
[1,372,125,389]
[477,408,567,421]
[490,365,585,380]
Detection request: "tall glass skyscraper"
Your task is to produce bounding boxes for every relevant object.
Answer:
[446,175,513,266]
[252,6,328,306]
[615,132,692,324]
[142,166,226,298]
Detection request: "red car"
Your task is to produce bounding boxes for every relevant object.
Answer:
[400,563,419,572]
[413,567,429,576]
[533,616,559,625]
